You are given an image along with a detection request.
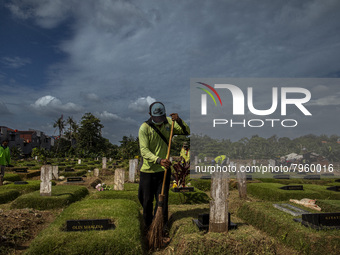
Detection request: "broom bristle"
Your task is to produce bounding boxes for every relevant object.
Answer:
[147,195,165,249]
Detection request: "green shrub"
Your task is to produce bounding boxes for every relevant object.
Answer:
[11,185,89,210]
[190,179,211,191]
[247,183,340,201]
[237,201,340,255]
[26,199,143,255]
[0,189,20,204]
[3,173,21,182]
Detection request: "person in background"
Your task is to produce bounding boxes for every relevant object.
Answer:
[0,138,10,186]
[179,142,190,163]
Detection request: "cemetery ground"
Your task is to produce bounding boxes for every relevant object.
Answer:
[0,159,339,254]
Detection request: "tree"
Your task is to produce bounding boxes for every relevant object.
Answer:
[53,115,65,138]
[76,113,104,156]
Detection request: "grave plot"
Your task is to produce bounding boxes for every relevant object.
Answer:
[26,199,143,255]
[3,173,22,182]
[11,185,89,210]
[237,201,340,255]
[0,189,20,204]
[0,180,50,194]
[247,183,340,201]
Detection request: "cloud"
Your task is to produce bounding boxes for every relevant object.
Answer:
[80,92,100,102]
[128,96,156,113]
[31,95,83,115]
[308,95,340,106]
[0,101,11,115]
[97,111,120,121]
[1,56,31,68]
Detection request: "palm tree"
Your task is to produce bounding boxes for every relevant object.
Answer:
[53,115,65,138]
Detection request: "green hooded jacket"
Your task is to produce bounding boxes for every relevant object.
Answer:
[139,117,190,173]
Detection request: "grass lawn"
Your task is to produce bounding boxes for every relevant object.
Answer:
[26,199,143,255]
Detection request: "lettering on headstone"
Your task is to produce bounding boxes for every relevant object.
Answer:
[302,212,340,228]
[173,187,194,192]
[304,175,321,180]
[128,159,138,182]
[279,185,303,190]
[67,177,84,183]
[40,165,52,196]
[66,219,115,231]
[209,170,229,233]
[114,168,125,190]
[13,167,28,173]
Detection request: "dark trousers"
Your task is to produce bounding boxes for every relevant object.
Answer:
[138,170,171,228]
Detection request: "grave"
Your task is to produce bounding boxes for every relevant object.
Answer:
[66,177,85,183]
[273,203,310,217]
[303,175,321,180]
[14,181,28,185]
[52,166,59,180]
[66,219,115,231]
[294,212,340,230]
[236,165,247,199]
[273,174,290,179]
[279,185,303,190]
[114,169,125,190]
[209,170,229,232]
[93,168,99,177]
[40,165,52,196]
[102,157,107,169]
[326,186,340,192]
[192,213,237,231]
[246,175,253,181]
[129,159,138,182]
[172,187,194,192]
[335,179,340,182]
[200,175,211,179]
[13,167,28,173]
[64,168,75,172]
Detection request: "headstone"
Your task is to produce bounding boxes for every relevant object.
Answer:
[194,156,198,165]
[67,177,84,183]
[109,158,112,162]
[246,175,253,181]
[114,168,125,190]
[102,157,107,169]
[52,165,59,180]
[236,165,247,199]
[40,165,52,196]
[274,174,290,179]
[169,157,173,162]
[66,219,115,231]
[64,168,74,172]
[128,159,138,182]
[14,181,28,185]
[296,212,340,229]
[78,159,81,164]
[326,186,340,192]
[173,187,194,192]
[35,156,38,160]
[199,159,201,163]
[303,175,320,180]
[209,170,229,232]
[13,167,28,173]
[204,157,207,162]
[268,159,276,168]
[94,168,99,177]
[253,160,256,165]
[279,185,303,190]
[193,213,237,231]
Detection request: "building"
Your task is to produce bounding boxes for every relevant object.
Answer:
[0,126,54,156]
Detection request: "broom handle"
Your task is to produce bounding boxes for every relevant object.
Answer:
[161,120,175,196]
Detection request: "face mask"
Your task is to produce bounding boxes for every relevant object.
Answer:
[152,120,163,126]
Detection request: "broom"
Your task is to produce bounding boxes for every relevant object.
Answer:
[147,120,175,249]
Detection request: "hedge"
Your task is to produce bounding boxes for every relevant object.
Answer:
[247,183,340,201]
[3,173,21,182]
[26,199,143,255]
[316,200,340,212]
[11,185,89,210]
[237,201,340,255]
[0,189,20,204]
[0,180,50,194]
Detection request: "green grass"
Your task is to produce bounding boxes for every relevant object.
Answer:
[247,183,340,201]
[169,188,210,205]
[0,189,20,204]
[11,185,89,210]
[316,200,340,212]
[0,180,48,194]
[237,201,340,255]
[190,179,211,191]
[26,199,143,255]
[3,173,22,182]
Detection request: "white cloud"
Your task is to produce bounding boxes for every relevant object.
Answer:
[31,95,83,115]
[80,92,100,102]
[308,95,340,106]
[128,96,156,113]
[98,111,120,121]
[1,56,31,68]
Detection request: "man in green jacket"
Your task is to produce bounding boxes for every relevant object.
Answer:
[138,102,190,229]
[0,138,11,185]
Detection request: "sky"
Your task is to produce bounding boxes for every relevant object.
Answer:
[1,0,340,144]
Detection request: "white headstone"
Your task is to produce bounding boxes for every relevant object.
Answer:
[109,158,112,162]
[129,159,138,182]
[204,157,207,162]
[236,164,247,199]
[194,156,198,165]
[253,160,256,165]
[94,168,99,177]
[40,165,52,196]
[78,159,81,164]
[114,169,125,190]
[102,157,107,169]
